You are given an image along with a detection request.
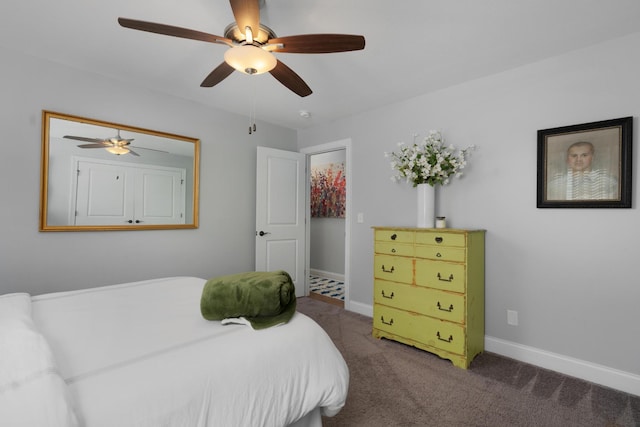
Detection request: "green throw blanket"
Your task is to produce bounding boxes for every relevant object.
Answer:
[200,270,296,330]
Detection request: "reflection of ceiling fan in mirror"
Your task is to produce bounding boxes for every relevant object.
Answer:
[64,130,169,156]
[117,0,366,97]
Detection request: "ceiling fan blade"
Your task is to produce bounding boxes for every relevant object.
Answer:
[269,34,365,53]
[269,60,312,97]
[201,62,235,87]
[130,146,169,153]
[77,143,110,149]
[127,149,141,157]
[118,18,233,46]
[229,0,260,40]
[64,135,106,143]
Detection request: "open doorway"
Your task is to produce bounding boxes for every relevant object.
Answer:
[308,149,345,307]
[302,139,351,310]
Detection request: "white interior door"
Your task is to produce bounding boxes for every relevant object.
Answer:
[255,147,306,297]
[135,168,186,225]
[74,160,134,225]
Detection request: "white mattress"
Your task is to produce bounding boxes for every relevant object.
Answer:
[30,276,349,427]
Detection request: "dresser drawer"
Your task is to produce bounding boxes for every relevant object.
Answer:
[375,229,414,244]
[415,260,466,293]
[415,231,466,247]
[415,245,465,262]
[373,305,465,355]
[374,280,465,324]
[426,316,466,356]
[375,241,414,257]
[374,304,421,341]
[374,255,413,284]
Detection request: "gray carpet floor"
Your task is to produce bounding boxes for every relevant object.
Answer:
[296,297,640,427]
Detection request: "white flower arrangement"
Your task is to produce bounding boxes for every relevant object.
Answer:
[385,130,474,187]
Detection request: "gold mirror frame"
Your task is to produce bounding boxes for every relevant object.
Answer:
[40,111,200,231]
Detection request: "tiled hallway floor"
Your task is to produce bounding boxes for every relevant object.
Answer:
[309,275,344,305]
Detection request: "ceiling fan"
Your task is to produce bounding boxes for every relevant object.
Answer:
[117,0,366,97]
[64,131,167,156]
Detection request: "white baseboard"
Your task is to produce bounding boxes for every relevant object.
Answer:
[344,302,639,396]
[309,269,344,282]
[485,336,640,397]
[347,301,373,317]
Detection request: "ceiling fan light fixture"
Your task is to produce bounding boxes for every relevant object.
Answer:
[106,146,130,155]
[245,26,254,44]
[224,45,276,75]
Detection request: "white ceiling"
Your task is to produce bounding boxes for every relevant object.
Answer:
[2,0,640,130]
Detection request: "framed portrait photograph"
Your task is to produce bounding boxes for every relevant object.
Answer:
[537,116,633,208]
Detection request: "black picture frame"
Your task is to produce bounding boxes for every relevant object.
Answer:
[537,117,633,208]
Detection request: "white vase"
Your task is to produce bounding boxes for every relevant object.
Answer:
[416,183,435,228]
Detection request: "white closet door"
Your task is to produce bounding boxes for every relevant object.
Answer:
[74,161,134,225]
[135,168,185,225]
[73,159,185,226]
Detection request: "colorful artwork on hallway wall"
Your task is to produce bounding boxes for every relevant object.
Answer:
[311,162,346,218]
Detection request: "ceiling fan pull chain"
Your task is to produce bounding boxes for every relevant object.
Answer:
[252,81,257,134]
[248,79,257,134]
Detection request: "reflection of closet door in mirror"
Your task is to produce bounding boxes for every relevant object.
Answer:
[74,159,186,226]
[135,167,186,225]
[74,160,133,226]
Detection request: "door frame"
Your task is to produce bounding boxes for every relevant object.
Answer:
[301,139,352,310]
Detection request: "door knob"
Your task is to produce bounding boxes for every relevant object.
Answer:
[258,230,271,236]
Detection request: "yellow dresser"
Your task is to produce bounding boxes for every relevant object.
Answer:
[372,227,485,369]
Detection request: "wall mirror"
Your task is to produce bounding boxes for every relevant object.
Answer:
[40,111,200,231]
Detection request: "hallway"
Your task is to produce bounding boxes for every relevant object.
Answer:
[308,274,344,308]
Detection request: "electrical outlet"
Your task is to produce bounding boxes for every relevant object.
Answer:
[507,310,518,326]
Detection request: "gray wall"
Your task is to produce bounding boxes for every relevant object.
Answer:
[309,218,345,275]
[0,46,297,295]
[310,150,345,275]
[297,33,640,382]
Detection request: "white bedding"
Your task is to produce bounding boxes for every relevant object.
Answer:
[0,293,79,427]
[26,276,348,427]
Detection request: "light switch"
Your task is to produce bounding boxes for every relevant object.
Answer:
[357,213,364,223]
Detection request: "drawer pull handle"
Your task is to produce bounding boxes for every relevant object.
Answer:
[380,316,394,326]
[436,331,453,343]
[391,248,397,253]
[437,302,454,312]
[436,252,442,257]
[390,233,397,240]
[381,265,395,273]
[435,236,443,244]
[381,290,394,299]
[437,273,454,282]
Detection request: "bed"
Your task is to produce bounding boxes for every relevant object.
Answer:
[0,276,349,427]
